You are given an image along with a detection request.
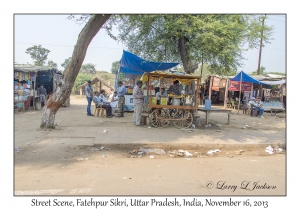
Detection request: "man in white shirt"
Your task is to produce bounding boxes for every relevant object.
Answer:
[249,97,264,118]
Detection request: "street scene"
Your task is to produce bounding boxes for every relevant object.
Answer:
[14,14,286,201]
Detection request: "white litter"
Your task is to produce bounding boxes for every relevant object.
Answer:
[103,130,107,133]
[208,124,211,127]
[185,151,193,157]
[245,125,249,127]
[100,146,105,150]
[205,125,208,128]
[206,149,221,155]
[178,150,185,153]
[99,121,103,122]
[216,124,222,126]
[149,156,154,159]
[148,126,151,128]
[191,124,195,128]
[276,148,283,153]
[265,145,274,154]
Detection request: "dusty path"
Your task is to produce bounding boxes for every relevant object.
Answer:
[14,96,286,196]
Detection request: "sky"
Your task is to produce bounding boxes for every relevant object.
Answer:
[14,14,286,74]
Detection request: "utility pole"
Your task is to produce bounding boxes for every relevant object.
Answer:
[257,14,267,75]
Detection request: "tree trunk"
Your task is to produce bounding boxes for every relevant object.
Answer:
[178,36,198,73]
[40,14,111,129]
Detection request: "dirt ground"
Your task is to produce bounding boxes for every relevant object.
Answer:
[14,95,286,196]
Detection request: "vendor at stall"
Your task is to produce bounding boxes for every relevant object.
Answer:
[156,87,167,104]
[167,80,182,95]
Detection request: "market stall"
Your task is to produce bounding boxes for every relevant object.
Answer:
[118,50,179,112]
[140,71,200,128]
[14,64,64,111]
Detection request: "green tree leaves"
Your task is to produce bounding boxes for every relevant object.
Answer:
[25,45,50,66]
[110,61,120,74]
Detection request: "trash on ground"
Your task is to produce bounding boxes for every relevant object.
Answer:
[77,158,84,161]
[185,151,193,157]
[208,124,211,127]
[137,155,142,158]
[106,148,110,150]
[91,148,98,151]
[206,149,220,156]
[238,149,245,153]
[245,125,249,127]
[242,126,246,129]
[130,155,138,158]
[15,147,21,152]
[100,146,105,150]
[149,156,155,159]
[138,152,143,155]
[265,145,274,154]
[275,148,284,153]
[102,155,107,158]
[139,147,166,155]
[103,129,107,133]
[84,158,88,160]
[191,124,195,128]
[129,149,139,154]
[216,124,222,126]
[99,121,103,122]
[148,126,151,128]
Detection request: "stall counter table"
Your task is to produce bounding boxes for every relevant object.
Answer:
[198,106,232,125]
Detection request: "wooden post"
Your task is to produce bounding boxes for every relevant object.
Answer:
[33,73,37,110]
[224,79,229,109]
[208,76,212,100]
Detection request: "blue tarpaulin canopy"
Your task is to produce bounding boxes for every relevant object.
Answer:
[231,70,267,85]
[119,50,179,75]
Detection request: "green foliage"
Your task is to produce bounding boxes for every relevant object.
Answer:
[250,66,266,75]
[47,60,57,68]
[110,61,120,74]
[61,57,72,69]
[25,45,50,66]
[80,63,96,74]
[106,14,274,76]
[245,15,274,49]
[73,73,93,93]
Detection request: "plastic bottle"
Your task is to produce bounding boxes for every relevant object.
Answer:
[205,98,211,110]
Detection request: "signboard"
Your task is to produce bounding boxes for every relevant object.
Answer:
[229,81,251,91]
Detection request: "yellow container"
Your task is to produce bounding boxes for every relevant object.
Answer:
[151,97,156,105]
[160,97,167,105]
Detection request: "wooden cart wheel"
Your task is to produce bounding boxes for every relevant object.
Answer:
[148,109,160,127]
[173,110,193,128]
[157,109,170,128]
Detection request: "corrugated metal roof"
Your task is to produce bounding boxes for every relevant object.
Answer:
[14,64,61,73]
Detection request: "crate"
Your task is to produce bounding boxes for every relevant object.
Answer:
[151,97,157,105]
[160,97,168,105]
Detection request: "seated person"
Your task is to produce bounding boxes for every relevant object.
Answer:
[249,97,264,118]
[155,87,167,104]
[167,80,182,95]
[93,90,113,118]
[110,91,118,114]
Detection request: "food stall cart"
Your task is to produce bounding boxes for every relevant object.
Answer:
[142,72,200,128]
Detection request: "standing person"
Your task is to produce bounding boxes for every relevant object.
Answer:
[85,80,94,116]
[116,81,126,117]
[133,80,144,126]
[37,84,47,106]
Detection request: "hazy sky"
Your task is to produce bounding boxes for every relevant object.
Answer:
[14,14,286,74]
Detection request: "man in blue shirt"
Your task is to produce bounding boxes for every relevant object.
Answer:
[85,80,94,116]
[116,81,126,117]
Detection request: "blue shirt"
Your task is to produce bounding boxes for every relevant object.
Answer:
[37,87,47,96]
[85,85,93,98]
[117,85,126,97]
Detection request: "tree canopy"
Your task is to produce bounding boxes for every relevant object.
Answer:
[47,60,57,68]
[80,63,96,74]
[25,45,51,66]
[61,57,72,69]
[106,14,274,75]
[110,60,120,74]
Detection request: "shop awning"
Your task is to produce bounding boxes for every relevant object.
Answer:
[231,71,267,85]
[119,50,179,75]
[260,80,286,85]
